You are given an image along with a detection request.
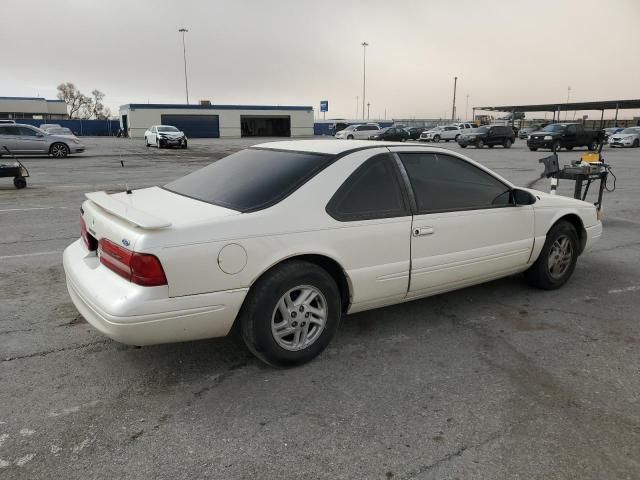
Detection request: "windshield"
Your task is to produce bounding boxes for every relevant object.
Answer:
[621,128,639,134]
[164,148,334,212]
[542,124,565,132]
[157,126,180,132]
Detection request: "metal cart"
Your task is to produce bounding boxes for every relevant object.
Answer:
[0,146,29,189]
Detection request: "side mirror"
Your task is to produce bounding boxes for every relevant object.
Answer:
[512,188,536,205]
[36,133,44,137]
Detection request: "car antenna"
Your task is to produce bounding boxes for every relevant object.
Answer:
[119,153,132,194]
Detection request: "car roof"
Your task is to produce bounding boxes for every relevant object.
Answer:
[251,140,453,155]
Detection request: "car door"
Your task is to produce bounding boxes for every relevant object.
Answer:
[565,124,578,147]
[0,125,17,152]
[325,151,412,311]
[15,126,47,153]
[149,127,157,143]
[390,149,535,298]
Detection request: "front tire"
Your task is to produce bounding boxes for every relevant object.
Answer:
[239,260,342,367]
[50,142,69,158]
[529,147,538,151]
[503,138,512,148]
[347,135,354,140]
[156,138,162,149]
[181,139,188,149]
[433,135,441,143]
[476,139,484,148]
[524,220,579,290]
[145,136,150,147]
[633,139,639,148]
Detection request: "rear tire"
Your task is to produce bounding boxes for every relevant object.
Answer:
[145,136,150,147]
[552,140,561,151]
[156,138,162,149]
[476,139,484,148]
[347,135,354,140]
[13,176,27,189]
[239,260,342,367]
[503,138,512,148]
[565,146,573,151]
[529,147,538,151]
[633,139,640,148]
[49,142,69,158]
[524,220,579,290]
[587,141,597,151]
[460,144,467,148]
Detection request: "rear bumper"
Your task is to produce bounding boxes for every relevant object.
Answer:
[583,221,603,252]
[63,239,247,346]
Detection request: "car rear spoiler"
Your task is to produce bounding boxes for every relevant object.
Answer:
[85,191,172,229]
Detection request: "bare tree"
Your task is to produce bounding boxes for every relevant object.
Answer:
[56,83,91,119]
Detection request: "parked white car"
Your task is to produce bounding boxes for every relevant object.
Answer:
[144,125,187,149]
[335,124,380,139]
[608,127,640,148]
[63,140,602,366]
[419,125,461,142]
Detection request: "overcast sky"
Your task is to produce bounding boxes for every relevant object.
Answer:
[2,0,639,120]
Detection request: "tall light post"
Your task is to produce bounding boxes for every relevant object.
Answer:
[565,85,571,121]
[361,42,368,120]
[355,96,359,120]
[451,76,458,121]
[179,28,190,104]
[465,93,469,121]
[367,102,370,120]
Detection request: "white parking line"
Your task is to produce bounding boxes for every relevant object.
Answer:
[0,251,61,260]
[0,206,69,213]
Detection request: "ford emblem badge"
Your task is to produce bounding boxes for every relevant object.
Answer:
[122,239,130,247]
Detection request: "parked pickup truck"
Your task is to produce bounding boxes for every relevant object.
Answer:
[526,123,601,151]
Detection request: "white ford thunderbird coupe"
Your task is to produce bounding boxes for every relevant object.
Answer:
[63,140,602,366]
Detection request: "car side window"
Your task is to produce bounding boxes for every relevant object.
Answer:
[17,127,38,136]
[326,154,409,221]
[398,152,512,213]
[566,125,577,135]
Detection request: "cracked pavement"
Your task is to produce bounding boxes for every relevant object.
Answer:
[1,137,639,479]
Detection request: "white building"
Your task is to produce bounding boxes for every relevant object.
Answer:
[119,103,314,138]
[0,96,68,120]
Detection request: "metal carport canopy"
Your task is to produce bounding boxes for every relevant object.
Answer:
[474,99,640,113]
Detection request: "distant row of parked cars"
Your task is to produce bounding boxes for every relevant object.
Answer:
[333,120,640,150]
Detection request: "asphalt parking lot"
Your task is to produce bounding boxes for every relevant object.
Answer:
[1,136,639,479]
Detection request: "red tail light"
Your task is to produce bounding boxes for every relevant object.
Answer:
[80,215,98,251]
[98,238,167,287]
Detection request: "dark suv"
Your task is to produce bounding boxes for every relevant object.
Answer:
[457,125,515,149]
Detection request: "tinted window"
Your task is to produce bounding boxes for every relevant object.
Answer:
[542,124,564,132]
[566,125,577,135]
[399,153,511,213]
[17,127,38,136]
[0,126,18,135]
[165,148,333,212]
[326,154,408,221]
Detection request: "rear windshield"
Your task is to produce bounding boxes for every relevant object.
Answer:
[164,148,334,212]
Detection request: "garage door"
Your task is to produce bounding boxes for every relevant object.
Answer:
[241,116,290,137]
[160,114,219,138]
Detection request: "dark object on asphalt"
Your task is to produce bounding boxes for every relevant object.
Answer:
[405,127,426,140]
[527,123,601,152]
[456,125,515,149]
[0,146,29,189]
[369,127,410,142]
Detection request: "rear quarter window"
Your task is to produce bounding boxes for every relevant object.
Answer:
[164,148,334,212]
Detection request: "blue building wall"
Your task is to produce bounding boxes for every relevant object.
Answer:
[15,119,120,136]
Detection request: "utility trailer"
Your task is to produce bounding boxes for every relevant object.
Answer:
[0,146,29,189]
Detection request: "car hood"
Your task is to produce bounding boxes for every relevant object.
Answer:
[530,131,559,137]
[611,134,635,139]
[158,131,184,137]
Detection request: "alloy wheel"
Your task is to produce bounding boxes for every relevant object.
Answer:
[271,285,327,351]
[547,235,573,279]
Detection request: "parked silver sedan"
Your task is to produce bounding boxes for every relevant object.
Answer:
[0,123,85,158]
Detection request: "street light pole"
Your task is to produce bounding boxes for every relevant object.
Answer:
[179,28,190,104]
[451,76,458,121]
[565,86,571,121]
[361,42,368,120]
[367,102,370,120]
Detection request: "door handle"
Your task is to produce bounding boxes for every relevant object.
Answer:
[413,226,435,237]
